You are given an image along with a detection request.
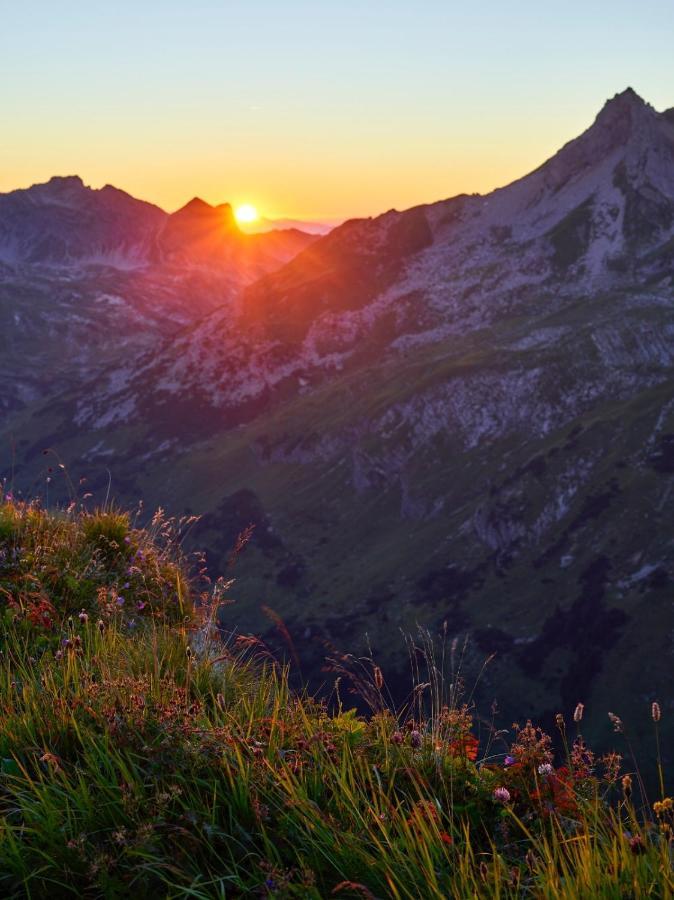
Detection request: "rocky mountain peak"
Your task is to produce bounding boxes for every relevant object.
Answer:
[170,197,238,232]
[591,86,656,141]
[28,174,89,207]
[45,174,85,189]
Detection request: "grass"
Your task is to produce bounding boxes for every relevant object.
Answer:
[1,494,674,897]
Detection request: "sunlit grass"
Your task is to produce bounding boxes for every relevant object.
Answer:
[0,492,672,897]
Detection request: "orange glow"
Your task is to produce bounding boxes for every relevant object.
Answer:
[234,204,259,224]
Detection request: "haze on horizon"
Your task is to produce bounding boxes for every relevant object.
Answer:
[2,0,674,221]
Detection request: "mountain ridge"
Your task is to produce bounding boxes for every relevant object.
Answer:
[69,88,674,433]
[2,88,674,755]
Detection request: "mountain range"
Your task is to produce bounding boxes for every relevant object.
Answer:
[0,176,316,416]
[2,88,674,756]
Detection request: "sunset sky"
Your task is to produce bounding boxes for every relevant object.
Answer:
[3,0,674,221]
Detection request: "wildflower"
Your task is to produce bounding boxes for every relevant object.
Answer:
[573,703,584,723]
[627,833,646,855]
[55,650,63,660]
[137,600,146,611]
[373,666,384,691]
[504,755,516,767]
[601,750,622,784]
[448,734,479,760]
[116,596,125,606]
[78,609,88,624]
[608,712,624,733]
[555,713,565,730]
[538,763,554,777]
[652,701,661,722]
[410,730,422,749]
[97,619,105,633]
[40,752,60,770]
[391,731,404,745]
[493,787,511,803]
[332,882,375,899]
[439,831,453,845]
[622,774,633,800]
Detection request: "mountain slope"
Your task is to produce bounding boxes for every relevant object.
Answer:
[3,89,674,757]
[74,88,674,432]
[0,178,317,417]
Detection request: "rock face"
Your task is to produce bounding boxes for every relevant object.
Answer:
[0,178,317,415]
[3,89,674,755]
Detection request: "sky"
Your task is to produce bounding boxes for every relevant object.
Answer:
[2,1,674,220]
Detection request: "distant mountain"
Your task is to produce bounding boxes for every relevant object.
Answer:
[73,88,674,429]
[243,216,336,236]
[0,177,317,416]
[0,176,164,268]
[3,89,674,757]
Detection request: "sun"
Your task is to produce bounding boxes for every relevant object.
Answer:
[234,203,259,225]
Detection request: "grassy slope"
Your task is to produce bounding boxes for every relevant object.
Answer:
[126,292,674,758]
[2,288,674,769]
[1,497,673,897]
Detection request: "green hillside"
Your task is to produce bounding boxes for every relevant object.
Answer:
[0,495,672,897]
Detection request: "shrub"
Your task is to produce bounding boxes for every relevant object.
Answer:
[0,495,193,652]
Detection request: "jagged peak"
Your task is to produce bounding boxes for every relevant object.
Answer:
[174,196,214,215]
[593,86,655,132]
[46,174,85,187]
[605,86,646,108]
[170,197,238,231]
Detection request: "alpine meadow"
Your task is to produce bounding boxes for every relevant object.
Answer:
[2,3,674,896]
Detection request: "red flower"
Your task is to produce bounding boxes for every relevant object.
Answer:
[448,734,479,761]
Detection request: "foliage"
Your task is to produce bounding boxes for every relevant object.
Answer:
[0,495,672,897]
[0,494,193,650]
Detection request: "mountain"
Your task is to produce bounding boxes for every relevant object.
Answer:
[0,178,317,417]
[243,216,336,235]
[0,175,165,267]
[3,88,674,755]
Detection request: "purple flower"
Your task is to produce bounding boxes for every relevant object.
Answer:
[137,600,146,611]
[116,596,125,606]
[504,755,516,767]
[493,787,511,804]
